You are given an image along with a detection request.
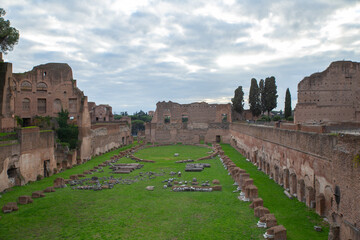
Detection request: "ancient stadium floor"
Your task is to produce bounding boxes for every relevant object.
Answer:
[0,144,328,239]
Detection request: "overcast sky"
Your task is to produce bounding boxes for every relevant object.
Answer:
[2,0,360,114]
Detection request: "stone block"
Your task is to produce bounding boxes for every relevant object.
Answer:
[263,214,277,228]
[2,202,18,213]
[212,185,222,191]
[44,186,55,193]
[54,178,66,188]
[18,195,33,205]
[245,185,258,201]
[249,198,263,209]
[254,206,270,218]
[77,174,86,178]
[265,225,287,240]
[242,178,254,191]
[212,179,220,184]
[70,175,79,180]
[32,191,45,198]
[238,173,250,188]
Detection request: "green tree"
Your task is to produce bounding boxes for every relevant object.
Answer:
[259,79,266,114]
[264,76,278,116]
[231,86,244,114]
[284,88,292,119]
[248,78,261,118]
[0,8,20,53]
[56,109,79,149]
[131,119,145,135]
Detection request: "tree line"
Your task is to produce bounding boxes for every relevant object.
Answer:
[232,76,292,120]
[114,110,152,135]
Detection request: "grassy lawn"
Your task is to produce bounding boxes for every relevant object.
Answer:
[0,144,328,239]
[0,144,265,240]
[221,144,329,240]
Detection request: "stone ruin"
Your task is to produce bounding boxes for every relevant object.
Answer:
[110,163,144,174]
[145,101,232,144]
[185,163,211,172]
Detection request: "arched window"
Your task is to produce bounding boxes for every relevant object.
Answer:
[22,98,30,111]
[53,99,62,113]
[20,81,32,91]
[37,82,47,92]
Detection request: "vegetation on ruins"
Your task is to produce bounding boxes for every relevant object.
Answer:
[284,88,292,119]
[0,8,19,53]
[115,110,152,135]
[263,76,278,116]
[231,86,244,114]
[249,78,262,118]
[33,115,52,129]
[0,144,328,239]
[14,115,23,127]
[56,109,79,149]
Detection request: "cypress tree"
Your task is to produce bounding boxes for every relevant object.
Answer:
[249,78,261,118]
[264,76,278,116]
[259,79,265,114]
[231,86,244,114]
[284,88,292,119]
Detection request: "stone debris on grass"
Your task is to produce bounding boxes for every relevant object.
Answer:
[185,163,211,172]
[212,179,220,184]
[264,225,287,240]
[172,186,213,192]
[44,186,55,193]
[18,195,33,205]
[32,191,45,198]
[2,202,18,213]
[54,178,66,188]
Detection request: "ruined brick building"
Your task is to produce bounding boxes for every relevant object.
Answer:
[0,60,131,192]
[295,61,360,124]
[88,102,114,123]
[145,101,231,144]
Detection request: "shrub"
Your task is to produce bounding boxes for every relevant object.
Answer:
[258,115,271,122]
[272,115,281,121]
[287,116,294,121]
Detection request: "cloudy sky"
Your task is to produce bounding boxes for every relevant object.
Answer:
[2,0,360,114]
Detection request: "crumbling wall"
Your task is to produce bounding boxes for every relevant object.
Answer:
[146,101,231,144]
[0,127,56,192]
[295,61,360,124]
[90,123,131,156]
[230,123,360,240]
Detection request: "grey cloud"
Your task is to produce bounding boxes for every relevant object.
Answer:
[3,0,360,114]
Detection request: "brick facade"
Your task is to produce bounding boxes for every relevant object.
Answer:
[295,61,360,124]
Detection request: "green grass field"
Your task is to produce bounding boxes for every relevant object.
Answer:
[0,144,328,239]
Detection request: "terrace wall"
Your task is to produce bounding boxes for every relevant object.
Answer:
[230,123,360,240]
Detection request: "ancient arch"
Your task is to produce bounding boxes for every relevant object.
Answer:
[274,165,279,183]
[298,179,306,202]
[290,173,297,195]
[283,168,290,189]
[20,80,32,91]
[36,82,48,92]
